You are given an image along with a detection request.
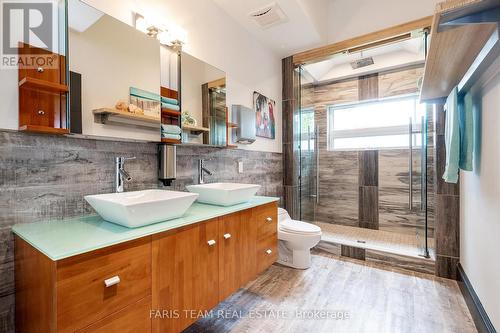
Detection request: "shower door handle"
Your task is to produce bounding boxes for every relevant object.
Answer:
[315,125,319,204]
[408,118,413,211]
[420,116,425,211]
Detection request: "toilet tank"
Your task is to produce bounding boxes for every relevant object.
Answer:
[278,208,291,222]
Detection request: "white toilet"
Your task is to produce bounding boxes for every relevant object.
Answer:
[277,208,322,269]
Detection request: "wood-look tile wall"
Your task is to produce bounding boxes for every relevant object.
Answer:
[282,57,300,218]
[359,150,379,229]
[0,130,282,333]
[298,65,435,238]
[433,104,460,280]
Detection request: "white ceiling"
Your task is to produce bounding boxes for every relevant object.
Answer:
[212,0,330,57]
[68,0,104,33]
[212,0,439,58]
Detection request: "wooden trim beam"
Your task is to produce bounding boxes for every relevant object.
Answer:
[292,16,433,65]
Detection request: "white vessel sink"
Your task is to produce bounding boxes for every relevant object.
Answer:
[186,183,261,206]
[85,189,199,228]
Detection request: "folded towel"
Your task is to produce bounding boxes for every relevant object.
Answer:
[161,132,181,140]
[459,92,474,171]
[161,124,182,135]
[129,87,160,101]
[162,102,180,111]
[161,96,179,105]
[443,87,460,183]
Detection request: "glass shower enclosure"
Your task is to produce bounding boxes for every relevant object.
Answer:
[297,67,432,258]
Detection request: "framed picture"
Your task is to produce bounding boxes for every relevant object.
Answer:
[253,91,276,139]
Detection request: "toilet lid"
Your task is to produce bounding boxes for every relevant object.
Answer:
[279,219,321,235]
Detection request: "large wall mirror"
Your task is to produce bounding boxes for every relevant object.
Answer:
[68,0,162,142]
[0,0,228,147]
[180,52,227,146]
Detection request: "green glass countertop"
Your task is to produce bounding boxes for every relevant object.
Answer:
[12,196,279,261]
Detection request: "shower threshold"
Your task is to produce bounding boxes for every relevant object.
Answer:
[314,222,436,275]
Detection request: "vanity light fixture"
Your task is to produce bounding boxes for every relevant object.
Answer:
[134,12,187,46]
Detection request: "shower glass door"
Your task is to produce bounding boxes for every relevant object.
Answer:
[299,108,317,222]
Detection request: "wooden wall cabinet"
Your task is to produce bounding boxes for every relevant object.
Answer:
[17,43,69,135]
[15,202,278,333]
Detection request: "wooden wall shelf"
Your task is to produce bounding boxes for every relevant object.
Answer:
[93,108,160,129]
[182,124,210,135]
[420,0,500,101]
[19,77,69,93]
[19,125,69,135]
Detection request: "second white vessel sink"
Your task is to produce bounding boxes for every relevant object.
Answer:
[186,183,261,206]
[85,189,199,228]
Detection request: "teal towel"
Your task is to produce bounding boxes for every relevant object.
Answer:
[129,87,160,101]
[443,87,460,183]
[161,124,181,135]
[162,102,180,111]
[161,132,181,140]
[161,96,179,105]
[459,92,474,171]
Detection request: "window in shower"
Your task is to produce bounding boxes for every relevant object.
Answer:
[327,95,426,150]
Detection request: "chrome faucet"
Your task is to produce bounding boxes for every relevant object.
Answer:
[198,159,214,184]
[115,156,136,193]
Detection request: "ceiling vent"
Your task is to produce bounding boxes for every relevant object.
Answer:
[350,57,375,69]
[249,3,287,29]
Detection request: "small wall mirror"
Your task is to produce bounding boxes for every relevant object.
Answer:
[68,0,162,142]
[180,52,227,146]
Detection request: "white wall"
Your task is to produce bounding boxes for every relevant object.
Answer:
[70,15,161,141]
[460,59,500,329]
[160,45,178,91]
[83,0,283,153]
[327,0,440,43]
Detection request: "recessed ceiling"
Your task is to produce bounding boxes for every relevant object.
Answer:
[212,0,439,58]
[303,37,425,84]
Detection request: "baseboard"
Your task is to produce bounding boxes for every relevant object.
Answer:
[457,263,497,333]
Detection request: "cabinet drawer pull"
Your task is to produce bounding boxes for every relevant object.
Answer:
[266,217,273,222]
[37,110,45,115]
[266,249,272,255]
[37,67,44,73]
[104,276,120,288]
[223,233,231,239]
[207,239,216,246]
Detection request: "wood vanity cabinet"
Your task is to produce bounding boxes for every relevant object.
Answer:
[152,203,277,332]
[15,202,277,333]
[151,218,220,332]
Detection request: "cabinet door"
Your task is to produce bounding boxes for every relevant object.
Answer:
[218,212,242,301]
[239,208,258,285]
[218,209,257,301]
[152,219,219,333]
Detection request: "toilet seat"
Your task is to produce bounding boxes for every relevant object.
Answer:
[279,219,321,235]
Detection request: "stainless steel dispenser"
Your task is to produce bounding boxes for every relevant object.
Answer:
[232,105,256,144]
[159,144,176,186]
